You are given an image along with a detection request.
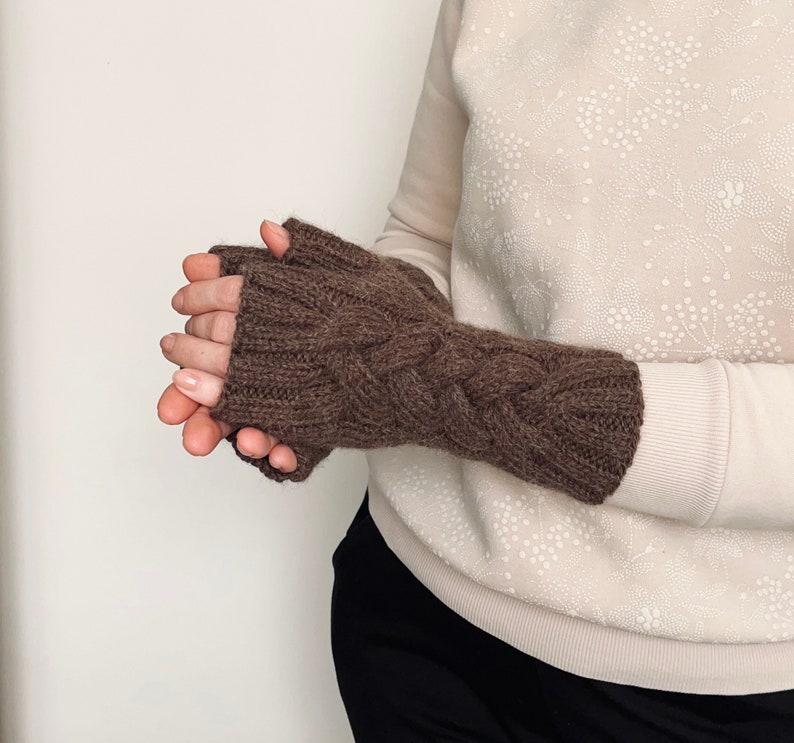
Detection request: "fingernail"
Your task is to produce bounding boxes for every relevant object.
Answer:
[264,220,289,239]
[171,291,184,312]
[160,334,176,353]
[173,369,197,388]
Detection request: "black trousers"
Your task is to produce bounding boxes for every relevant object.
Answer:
[331,494,794,743]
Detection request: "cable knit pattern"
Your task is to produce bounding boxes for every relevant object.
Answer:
[209,218,644,503]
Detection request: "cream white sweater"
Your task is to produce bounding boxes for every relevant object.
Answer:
[366,0,794,694]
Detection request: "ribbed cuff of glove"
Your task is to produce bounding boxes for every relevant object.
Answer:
[209,218,644,504]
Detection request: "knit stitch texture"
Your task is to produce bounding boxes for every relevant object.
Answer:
[209,219,644,504]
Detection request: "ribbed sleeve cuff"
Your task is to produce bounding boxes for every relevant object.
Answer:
[609,360,729,526]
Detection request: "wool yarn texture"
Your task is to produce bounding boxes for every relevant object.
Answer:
[208,218,645,504]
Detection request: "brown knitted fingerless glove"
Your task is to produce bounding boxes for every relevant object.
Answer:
[209,218,644,504]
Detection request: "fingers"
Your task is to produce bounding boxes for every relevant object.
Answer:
[160,333,231,377]
[182,219,288,283]
[172,368,224,407]
[260,219,291,259]
[182,405,232,456]
[173,220,288,314]
[159,383,231,456]
[165,375,298,472]
[183,253,222,282]
[157,383,200,424]
[184,311,236,343]
[236,429,298,473]
[268,443,298,473]
[236,427,278,458]
[172,275,243,315]
[181,418,297,473]
[178,404,298,473]
[167,218,297,469]
[161,395,285,463]
[179,218,286,288]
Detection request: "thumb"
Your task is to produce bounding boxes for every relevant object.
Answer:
[260,219,291,259]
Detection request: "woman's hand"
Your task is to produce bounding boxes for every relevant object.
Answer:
[157,220,298,473]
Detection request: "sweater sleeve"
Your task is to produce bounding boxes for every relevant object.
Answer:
[611,361,794,530]
[369,0,466,302]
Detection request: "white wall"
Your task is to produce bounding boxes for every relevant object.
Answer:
[0,1,441,741]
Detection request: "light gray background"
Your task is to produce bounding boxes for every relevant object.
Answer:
[0,1,441,740]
